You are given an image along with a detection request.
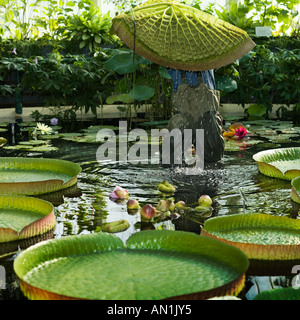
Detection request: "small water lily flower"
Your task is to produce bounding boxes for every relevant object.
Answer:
[175,201,186,209]
[140,204,156,221]
[12,48,17,55]
[166,198,175,212]
[235,127,248,139]
[156,199,169,212]
[223,123,247,140]
[127,199,139,210]
[109,186,129,200]
[50,117,58,126]
[198,195,213,207]
[34,122,53,135]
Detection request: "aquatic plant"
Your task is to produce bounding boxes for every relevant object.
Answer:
[111,0,255,71]
[253,147,300,180]
[175,201,186,209]
[13,231,249,300]
[0,157,81,196]
[291,177,300,204]
[0,137,7,147]
[109,186,129,200]
[32,122,53,136]
[157,181,176,193]
[140,204,156,221]
[235,127,248,139]
[198,195,213,207]
[201,213,300,260]
[127,199,140,210]
[101,219,130,233]
[156,199,169,212]
[0,195,55,243]
[223,123,248,140]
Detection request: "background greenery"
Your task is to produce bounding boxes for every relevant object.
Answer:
[0,0,299,123]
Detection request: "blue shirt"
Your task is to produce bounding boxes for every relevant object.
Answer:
[167,69,216,91]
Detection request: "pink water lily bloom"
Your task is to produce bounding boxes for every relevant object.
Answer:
[235,127,248,139]
[109,186,129,199]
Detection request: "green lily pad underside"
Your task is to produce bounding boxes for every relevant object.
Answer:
[253,147,300,180]
[253,148,300,167]
[268,160,300,174]
[291,176,300,204]
[112,0,255,71]
[14,231,248,300]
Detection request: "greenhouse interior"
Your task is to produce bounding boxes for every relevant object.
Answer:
[0,0,300,303]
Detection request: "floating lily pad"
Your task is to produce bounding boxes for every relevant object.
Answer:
[254,287,300,300]
[111,0,255,71]
[0,195,55,243]
[291,177,300,204]
[253,147,300,180]
[0,138,7,147]
[19,140,50,146]
[0,157,81,195]
[201,213,300,260]
[13,230,249,300]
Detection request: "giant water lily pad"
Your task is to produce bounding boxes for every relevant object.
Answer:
[201,213,300,260]
[254,287,300,300]
[291,177,300,204]
[111,0,255,71]
[0,157,81,195]
[13,230,249,300]
[0,195,55,243]
[253,147,300,180]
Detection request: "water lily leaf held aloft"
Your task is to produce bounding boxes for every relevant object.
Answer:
[253,147,300,180]
[13,230,248,300]
[111,0,256,71]
[0,157,82,195]
[291,177,300,204]
[201,213,300,260]
[0,195,55,243]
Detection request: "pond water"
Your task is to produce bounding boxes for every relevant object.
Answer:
[0,119,299,300]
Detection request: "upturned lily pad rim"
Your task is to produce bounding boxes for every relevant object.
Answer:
[14,230,249,300]
[201,213,300,260]
[111,0,256,71]
[0,157,82,195]
[0,195,56,243]
[291,176,300,204]
[253,147,300,180]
